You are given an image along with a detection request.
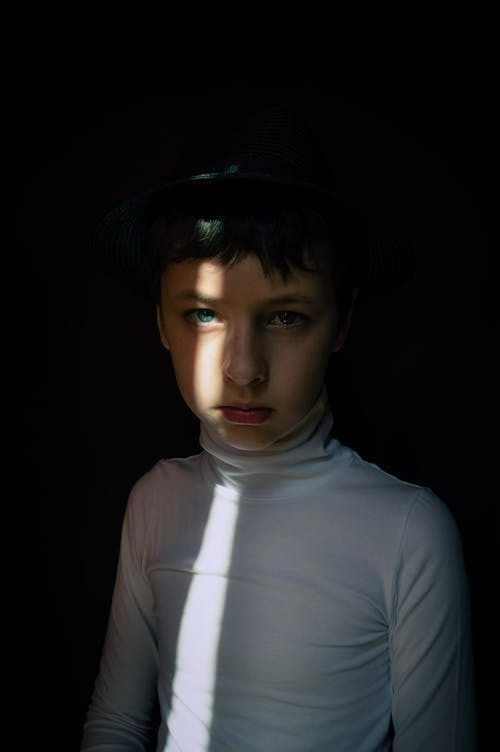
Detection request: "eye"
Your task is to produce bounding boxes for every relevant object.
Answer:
[185,308,219,325]
[268,311,306,327]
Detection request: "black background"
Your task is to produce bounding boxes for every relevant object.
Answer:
[7,3,497,750]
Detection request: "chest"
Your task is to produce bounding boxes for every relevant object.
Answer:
[147,491,393,695]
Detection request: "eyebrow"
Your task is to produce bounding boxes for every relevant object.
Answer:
[172,290,316,306]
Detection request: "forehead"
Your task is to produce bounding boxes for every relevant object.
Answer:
[161,254,334,308]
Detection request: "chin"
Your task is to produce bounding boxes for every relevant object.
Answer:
[218,425,278,452]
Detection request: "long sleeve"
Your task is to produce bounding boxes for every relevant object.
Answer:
[81,484,159,752]
[390,490,476,751]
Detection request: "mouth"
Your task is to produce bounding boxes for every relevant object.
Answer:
[218,406,273,425]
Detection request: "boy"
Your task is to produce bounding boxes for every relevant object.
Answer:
[81,109,476,750]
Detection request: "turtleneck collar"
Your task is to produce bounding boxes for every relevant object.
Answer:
[199,387,341,499]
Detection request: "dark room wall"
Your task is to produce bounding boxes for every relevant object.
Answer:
[8,4,496,750]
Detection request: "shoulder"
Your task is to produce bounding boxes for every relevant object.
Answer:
[130,451,205,499]
[342,454,469,614]
[334,447,463,559]
[396,486,464,572]
[125,452,211,534]
[334,446,439,516]
[123,450,207,528]
[347,458,469,598]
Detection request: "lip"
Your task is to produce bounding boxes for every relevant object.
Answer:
[218,406,273,425]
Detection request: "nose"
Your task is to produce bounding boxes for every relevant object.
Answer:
[222,325,268,386]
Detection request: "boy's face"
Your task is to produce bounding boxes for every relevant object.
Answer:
[157,253,353,451]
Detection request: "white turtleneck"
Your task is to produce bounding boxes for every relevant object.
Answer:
[81,393,476,751]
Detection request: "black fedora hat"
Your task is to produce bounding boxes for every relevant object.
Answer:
[93,107,414,299]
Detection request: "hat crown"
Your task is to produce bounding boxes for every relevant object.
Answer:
[171,107,334,193]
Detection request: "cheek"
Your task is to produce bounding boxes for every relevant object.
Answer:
[168,338,196,386]
[280,331,333,380]
[172,337,223,405]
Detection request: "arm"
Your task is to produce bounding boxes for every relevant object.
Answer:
[81,484,159,752]
[390,490,476,751]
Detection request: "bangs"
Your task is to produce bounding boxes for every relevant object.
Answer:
[149,184,343,273]
[151,209,329,279]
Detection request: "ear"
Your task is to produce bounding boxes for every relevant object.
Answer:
[332,287,358,353]
[156,305,170,350]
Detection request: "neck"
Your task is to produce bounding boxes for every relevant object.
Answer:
[199,387,339,499]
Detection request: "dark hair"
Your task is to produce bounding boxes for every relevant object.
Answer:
[148,183,358,324]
